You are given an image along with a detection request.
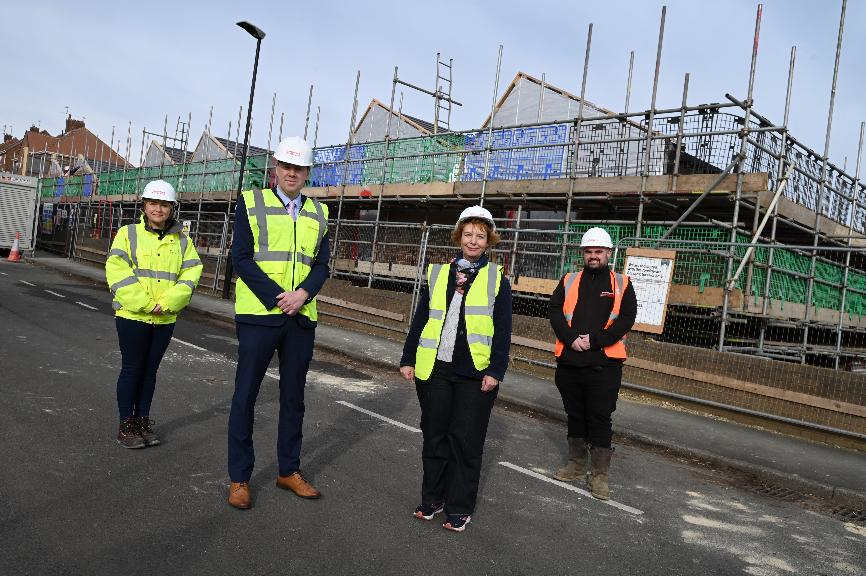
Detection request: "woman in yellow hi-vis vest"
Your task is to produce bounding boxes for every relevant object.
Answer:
[400,206,512,532]
[105,180,202,449]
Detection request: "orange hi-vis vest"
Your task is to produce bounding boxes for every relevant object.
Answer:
[553,269,629,360]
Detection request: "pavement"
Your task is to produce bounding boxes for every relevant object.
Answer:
[25,252,866,512]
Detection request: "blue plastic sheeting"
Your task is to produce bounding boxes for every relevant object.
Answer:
[82,174,93,197]
[55,177,64,197]
[462,124,568,181]
[310,144,367,186]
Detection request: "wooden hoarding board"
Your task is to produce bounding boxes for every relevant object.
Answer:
[623,247,677,334]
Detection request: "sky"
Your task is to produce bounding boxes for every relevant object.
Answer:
[2,0,864,173]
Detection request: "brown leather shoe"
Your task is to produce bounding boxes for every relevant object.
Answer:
[276,472,321,499]
[228,482,252,509]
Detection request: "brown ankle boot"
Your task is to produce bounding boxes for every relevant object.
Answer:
[136,416,160,446]
[553,437,588,482]
[117,417,145,449]
[589,445,613,500]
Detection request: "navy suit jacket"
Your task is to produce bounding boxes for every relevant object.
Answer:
[231,191,330,327]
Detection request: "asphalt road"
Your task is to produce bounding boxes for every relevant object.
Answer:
[0,261,863,576]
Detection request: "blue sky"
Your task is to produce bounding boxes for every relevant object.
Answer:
[3,0,864,172]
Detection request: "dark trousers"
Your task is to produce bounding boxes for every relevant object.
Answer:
[115,317,175,420]
[415,361,498,516]
[554,364,622,448]
[228,317,315,482]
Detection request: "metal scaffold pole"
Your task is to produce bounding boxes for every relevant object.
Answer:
[304,84,314,140]
[479,44,503,208]
[559,23,592,276]
[367,66,398,288]
[636,5,666,244]
[835,120,863,368]
[803,0,847,363]
[719,3,762,353]
[758,46,796,357]
[331,70,361,275]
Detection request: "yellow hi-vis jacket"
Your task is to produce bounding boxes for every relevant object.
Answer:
[234,188,329,321]
[105,216,203,324]
[414,262,503,381]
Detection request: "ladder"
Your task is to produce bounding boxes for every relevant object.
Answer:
[433,53,453,134]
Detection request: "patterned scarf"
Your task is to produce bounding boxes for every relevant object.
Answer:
[453,257,482,295]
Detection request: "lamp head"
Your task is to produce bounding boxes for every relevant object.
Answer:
[236,21,265,40]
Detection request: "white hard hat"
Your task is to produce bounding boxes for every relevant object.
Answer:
[142,179,177,203]
[274,136,313,167]
[457,205,495,230]
[580,227,613,249]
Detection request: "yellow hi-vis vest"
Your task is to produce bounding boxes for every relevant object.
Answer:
[234,188,329,320]
[105,216,203,324]
[414,262,503,381]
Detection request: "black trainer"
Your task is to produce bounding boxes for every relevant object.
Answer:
[136,416,160,447]
[117,417,145,449]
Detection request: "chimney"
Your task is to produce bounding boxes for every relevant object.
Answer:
[65,116,85,133]
[3,134,12,142]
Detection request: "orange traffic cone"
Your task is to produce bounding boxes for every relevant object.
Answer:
[7,232,22,262]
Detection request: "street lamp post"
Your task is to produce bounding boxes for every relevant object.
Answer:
[222,20,266,299]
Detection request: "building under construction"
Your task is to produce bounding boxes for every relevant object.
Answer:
[29,4,866,439]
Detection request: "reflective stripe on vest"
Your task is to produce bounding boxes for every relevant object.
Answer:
[553,269,628,360]
[234,188,329,320]
[414,262,502,381]
[120,222,189,285]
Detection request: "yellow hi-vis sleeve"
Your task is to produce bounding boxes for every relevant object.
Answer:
[105,225,157,313]
[158,235,203,313]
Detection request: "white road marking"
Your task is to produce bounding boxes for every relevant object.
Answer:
[171,337,207,351]
[75,301,98,310]
[204,334,239,345]
[499,461,644,516]
[45,290,66,298]
[265,369,279,380]
[336,400,421,433]
[1,271,8,275]
[19,280,36,286]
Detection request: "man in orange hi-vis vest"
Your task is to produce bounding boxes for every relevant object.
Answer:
[548,227,637,500]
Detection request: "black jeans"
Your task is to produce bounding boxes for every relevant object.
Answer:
[415,361,498,516]
[115,317,175,420]
[554,364,622,448]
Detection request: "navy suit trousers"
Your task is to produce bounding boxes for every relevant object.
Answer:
[228,316,315,482]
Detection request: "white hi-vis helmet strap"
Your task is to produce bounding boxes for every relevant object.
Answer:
[274,136,314,167]
[580,227,613,249]
[142,179,177,203]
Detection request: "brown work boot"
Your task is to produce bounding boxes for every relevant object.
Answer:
[552,437,588,482]
[276,472,322,499]
[589,445,614,500]
[117,417,145,449]
[136,416,160,447]
[228,482,252,509]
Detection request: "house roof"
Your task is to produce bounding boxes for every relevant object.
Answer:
[481,71,621,128]
[149,141,192,164]
[214,136,270,158]
[25,127,130,166]
[353,99,449,139]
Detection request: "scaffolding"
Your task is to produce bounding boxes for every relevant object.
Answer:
[34,2,866,373]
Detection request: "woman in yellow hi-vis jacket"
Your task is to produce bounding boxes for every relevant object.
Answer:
[105,180,202,449]
[399,206,512,532]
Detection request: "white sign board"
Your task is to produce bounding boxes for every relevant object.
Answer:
[623,248,676,334]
